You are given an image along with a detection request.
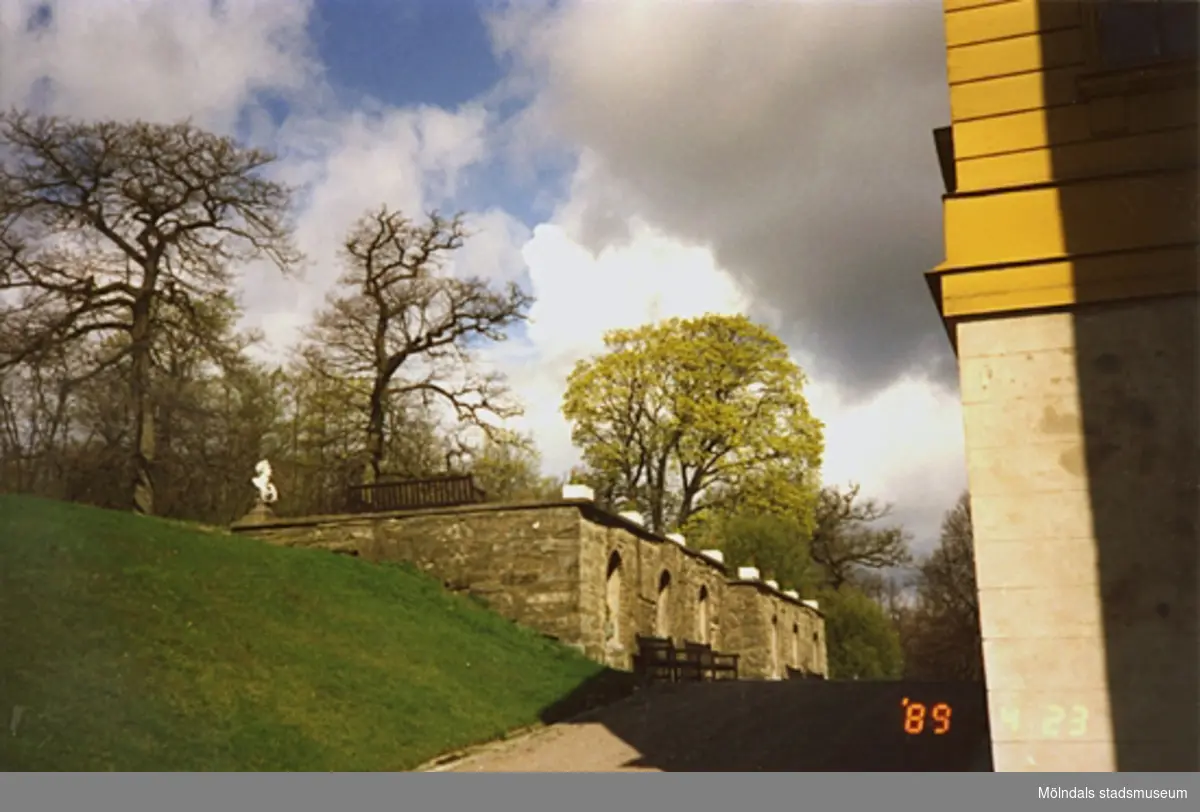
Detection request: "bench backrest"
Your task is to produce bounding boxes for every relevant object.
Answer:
[636,635,672,648]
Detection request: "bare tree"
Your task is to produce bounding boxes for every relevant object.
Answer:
[855,568,916,625]
[0,111,300,514]
[0,343,73,493]
[305,206,532,483]
[465,430,563,503]
[904,492,985,682]
[809,484,913,589]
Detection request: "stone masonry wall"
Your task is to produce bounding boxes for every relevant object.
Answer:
[234,504,587,649]
[958,299,1200,770]
[232,500,828,680]
[720,583,823,680]
[722,584,773,678]
[577,513,735,668]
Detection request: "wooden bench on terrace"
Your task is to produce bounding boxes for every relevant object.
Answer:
[785,665,826,681]
[680,641,739,682]
[345,474,487,514]
[633,635,739,683]
[632,635,677,683]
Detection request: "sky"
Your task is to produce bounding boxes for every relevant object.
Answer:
[0,0,968,550]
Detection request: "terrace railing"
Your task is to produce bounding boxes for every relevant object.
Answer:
[345,474,487,514]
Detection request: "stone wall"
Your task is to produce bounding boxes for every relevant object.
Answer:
[231,499,828,680]
[576,510,737,669]
[720,582,825,680]
[958,299,1199,770]
[233,504,587,648]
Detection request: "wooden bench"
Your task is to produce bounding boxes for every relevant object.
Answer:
[682,641,739,681]
[633,635,739,683]
[785,665,826,681]
[633,634,677,683]
[345,474,487,513]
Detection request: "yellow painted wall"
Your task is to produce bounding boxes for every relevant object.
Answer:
[928,0,1200,325]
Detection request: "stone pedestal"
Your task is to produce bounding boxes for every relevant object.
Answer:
[235,501,276,527]
[958,300,1199,772]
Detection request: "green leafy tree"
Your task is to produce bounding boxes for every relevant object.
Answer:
[819,586,905,680]
[703,512,819,596]
[561,314,824,535]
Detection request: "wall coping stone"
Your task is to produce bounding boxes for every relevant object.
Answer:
[727,579,825,617]
[228,498,732,575]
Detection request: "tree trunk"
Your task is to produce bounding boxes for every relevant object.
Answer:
[129,299,156,516]
[676,488,698,532]
[364,407,384,484]
[364,383,387,486]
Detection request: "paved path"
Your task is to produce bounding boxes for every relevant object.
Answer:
[427,680,993,772]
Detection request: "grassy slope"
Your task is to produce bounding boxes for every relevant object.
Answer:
[0,495,605,771]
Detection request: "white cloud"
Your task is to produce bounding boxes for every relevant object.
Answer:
[482,0,966,545]
[523,225,748,355]
[449,207,532,284]
[479,205,751,475]
[484,185,966,546]
[486,0,952,391]
[805,373,968,547]
[1,1,499,362]
[240,103,494,354]
[0,0,319,132]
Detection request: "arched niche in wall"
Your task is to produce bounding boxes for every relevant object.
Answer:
[655,569,672,639]
[696,584,710,644]
[770,614,781,679]
[605,550,622,646]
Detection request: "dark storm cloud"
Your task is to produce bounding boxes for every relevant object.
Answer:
[500,0,956,399]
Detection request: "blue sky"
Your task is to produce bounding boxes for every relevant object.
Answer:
[308,0,562,231]
[313,0,500,111]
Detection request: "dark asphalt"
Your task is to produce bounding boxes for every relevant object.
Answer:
[556,679,994,771]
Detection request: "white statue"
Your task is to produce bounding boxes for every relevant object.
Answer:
[251,459,279,506]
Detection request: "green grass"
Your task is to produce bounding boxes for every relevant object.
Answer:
[0,494,608,771]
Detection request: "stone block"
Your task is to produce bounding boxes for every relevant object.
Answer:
[966,437,1090,496]
[978,585,1104,639]
[973,536,1099,590]
[986,687,1200,747]
[991,740,1116,772]
[961,396,1084,451]
[958,348,1079,405]
[957,311,1076,359]
[970,490,1094,542]
[982,637,1109,691]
